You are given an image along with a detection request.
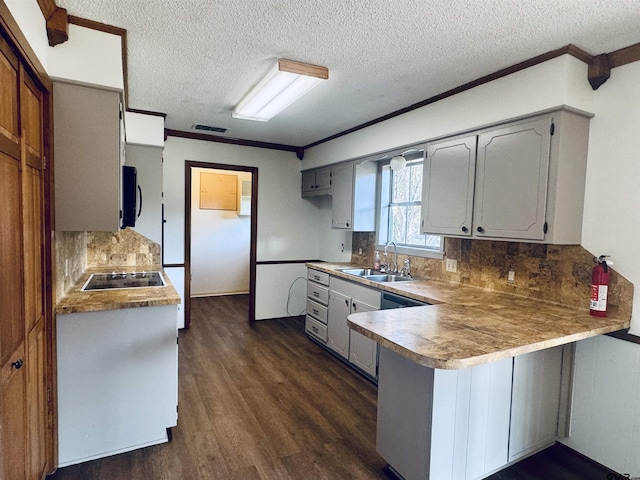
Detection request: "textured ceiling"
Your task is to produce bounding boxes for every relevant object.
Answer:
[56,0,640,147]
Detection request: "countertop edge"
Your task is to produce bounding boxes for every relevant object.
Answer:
[348,317,631,369]
[55,266,181,314]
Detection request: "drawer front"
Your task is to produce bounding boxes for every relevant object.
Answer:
[306,299,328,324]
[305,315,328,342]
[307,283,329,305]
[307,269,329,286]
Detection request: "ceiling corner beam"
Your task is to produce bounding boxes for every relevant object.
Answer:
[46,7,68,46]
[35,0,69,46]
[588,53,611,90]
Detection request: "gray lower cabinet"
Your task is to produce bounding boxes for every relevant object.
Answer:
[305,269,329,343]
[421,108,590,244]
[348,301,378,378]
[377,344,570,480]
[306,270,381,380]
[327,290,351,358]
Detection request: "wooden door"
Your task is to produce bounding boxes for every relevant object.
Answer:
[0,32,51,480]
[22,69,48,480]
[0,34,27,480]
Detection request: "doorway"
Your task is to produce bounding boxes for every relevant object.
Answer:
[184,161,258,327]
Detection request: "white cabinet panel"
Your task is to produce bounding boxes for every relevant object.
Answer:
[327,290,351,358]
[474,117,551,240]
[422,136,477,236]
[465,359,512,479]
[57,306,178,466]
[126,144,163,245]
[164,267,184,329]
[54,82,123,231]
[348,301,378,378]
[509,345,563,462]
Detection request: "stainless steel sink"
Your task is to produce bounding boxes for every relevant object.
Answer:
[363,274,413,283]
[339,268,413,283]
[339,268,380,276]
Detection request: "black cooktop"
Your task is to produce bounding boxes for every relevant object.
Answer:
[82,271,165,291]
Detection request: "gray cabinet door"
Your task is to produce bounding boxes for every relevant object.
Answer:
[422,136,476,236]
[331,163,354,229]
[327,290,351,359]
[54,82,122,231]
[474,117,551,240]
[348,300,378,379]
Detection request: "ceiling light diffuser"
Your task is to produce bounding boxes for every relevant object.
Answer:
[232,59,329,122]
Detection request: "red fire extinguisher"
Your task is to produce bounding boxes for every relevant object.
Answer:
[590,255,612,317]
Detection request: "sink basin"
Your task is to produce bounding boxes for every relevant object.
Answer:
[339,268,414,282]
[339,268,380,276]
[363,274,413,283]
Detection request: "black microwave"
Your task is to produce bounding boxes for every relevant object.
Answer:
[121,166,141,229]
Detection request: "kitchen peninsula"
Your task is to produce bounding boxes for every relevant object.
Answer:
[307,262,631,480]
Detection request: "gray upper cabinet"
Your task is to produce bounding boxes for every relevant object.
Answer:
[125,144,163,244]
[54,82,123,231]
[421,108,590,244]
[301,166,332,197]
[474,117,552,241]
[331,160,376,231]
[421,136,477,236]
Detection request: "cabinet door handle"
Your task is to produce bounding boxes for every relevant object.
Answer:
[461,226,468,232]
[353,303,358,310]
[345,299,349,306]
[11,359,23,370]
[346,222,350,228]
[477,226,484,233]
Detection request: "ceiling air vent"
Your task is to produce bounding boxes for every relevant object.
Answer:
[193,123,227,133]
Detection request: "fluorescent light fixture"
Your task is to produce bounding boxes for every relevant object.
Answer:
[232,59,329,122]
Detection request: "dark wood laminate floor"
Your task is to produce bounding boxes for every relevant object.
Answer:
[48,295,619,480]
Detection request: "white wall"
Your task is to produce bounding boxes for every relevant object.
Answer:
[5,1,124,90]
[48,24,124,91]
[163,137,321,319]
[125,112,165,147]
[190,167,251,296]
[5,0,48,67]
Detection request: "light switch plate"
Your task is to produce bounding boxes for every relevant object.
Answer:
[446,259,457,273]
[508,270,515,283]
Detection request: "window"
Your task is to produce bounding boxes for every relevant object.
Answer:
[377,152,442,256]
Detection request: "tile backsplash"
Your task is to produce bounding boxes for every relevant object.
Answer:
[86,229,161,268]
[55,228,161,301]
[352,232,633,319]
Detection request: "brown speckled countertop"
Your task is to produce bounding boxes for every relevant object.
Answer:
[307,262,631,369]
[55,266,181,314]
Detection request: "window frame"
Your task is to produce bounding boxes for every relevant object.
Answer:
[375,148,444,260]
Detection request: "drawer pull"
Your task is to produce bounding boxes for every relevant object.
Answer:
[313,292,319,297]
[312,309,319,315]
[312,326,318,333]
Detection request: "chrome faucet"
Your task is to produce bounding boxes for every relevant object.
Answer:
[384,241,398,273]
[402,258,411,277]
